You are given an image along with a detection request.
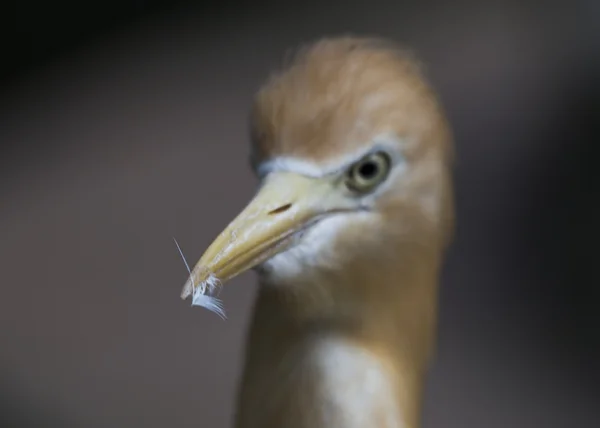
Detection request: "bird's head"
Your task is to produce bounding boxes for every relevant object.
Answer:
[181,37,454,316]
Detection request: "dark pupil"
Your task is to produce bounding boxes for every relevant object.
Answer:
[358,161,378,179]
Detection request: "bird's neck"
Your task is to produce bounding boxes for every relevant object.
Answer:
[234,255,441,428]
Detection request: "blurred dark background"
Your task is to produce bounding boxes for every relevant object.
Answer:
[1,0,599,427]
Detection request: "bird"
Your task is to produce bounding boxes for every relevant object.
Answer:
[180,36,454,428]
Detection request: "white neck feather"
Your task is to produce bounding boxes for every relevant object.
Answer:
[309,336,405,428]
[234,334,408,428]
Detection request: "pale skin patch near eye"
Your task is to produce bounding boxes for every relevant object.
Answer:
[255,134,406,179]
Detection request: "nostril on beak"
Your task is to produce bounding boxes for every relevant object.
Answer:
[268,203,292,215]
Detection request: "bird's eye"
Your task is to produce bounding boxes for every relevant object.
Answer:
[346,151,391,193]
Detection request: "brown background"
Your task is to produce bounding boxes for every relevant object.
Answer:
[1,0,599,427]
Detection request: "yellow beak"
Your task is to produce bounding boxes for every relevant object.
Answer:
[180,171,352,301]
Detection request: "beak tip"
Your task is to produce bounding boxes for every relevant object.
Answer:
[180,278,194,300]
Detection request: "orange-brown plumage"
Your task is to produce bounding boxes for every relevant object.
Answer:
[250,37,452,169]
[182,36,455,428]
